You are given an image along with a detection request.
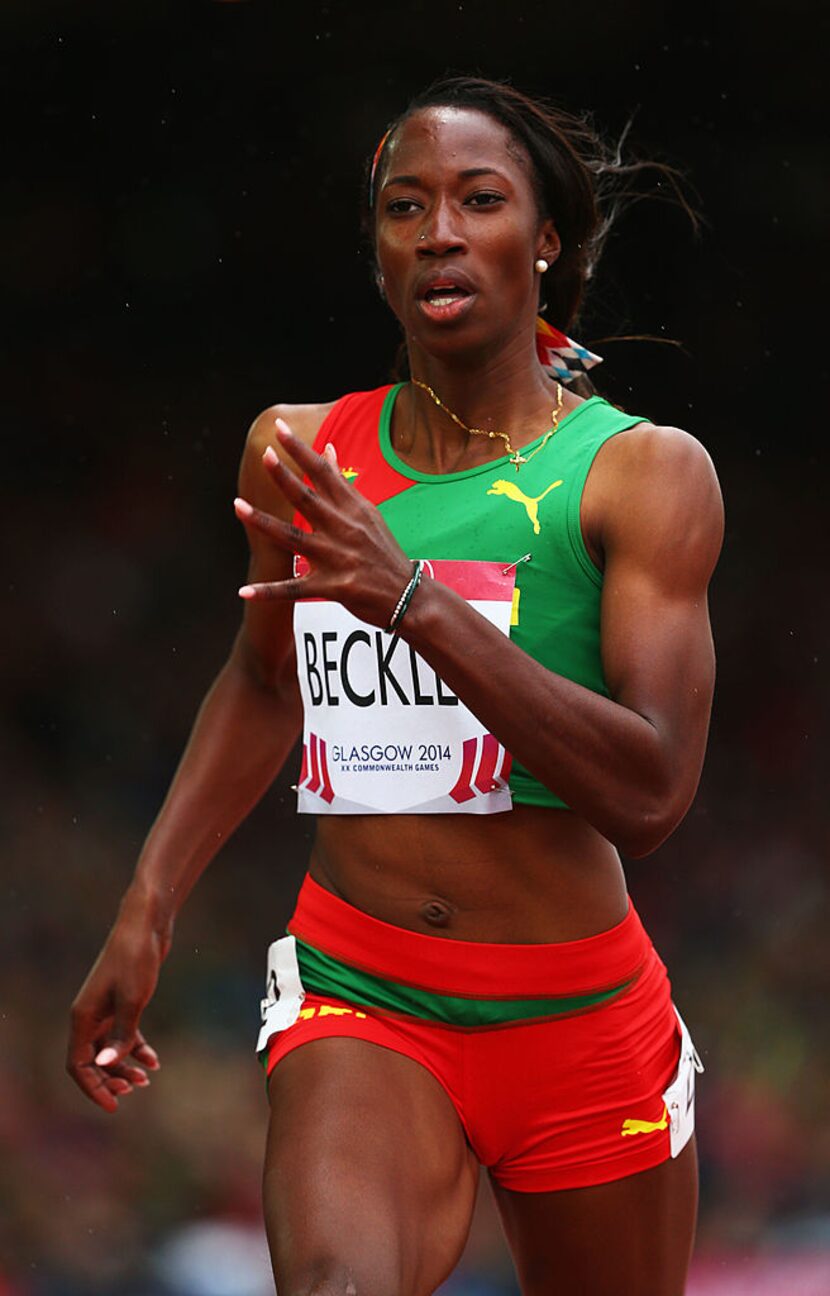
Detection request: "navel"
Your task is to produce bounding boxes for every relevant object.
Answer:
[419,898,455,928]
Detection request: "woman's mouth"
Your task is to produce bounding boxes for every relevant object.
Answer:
[417,285,476,322]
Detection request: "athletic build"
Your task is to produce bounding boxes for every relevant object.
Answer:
[67,78,723,1295]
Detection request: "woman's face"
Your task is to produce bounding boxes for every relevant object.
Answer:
[374,106,559,363]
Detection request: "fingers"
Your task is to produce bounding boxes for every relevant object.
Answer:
[93,1031,160,1101]
[96,996,142,1067]
[259,442,336,528]
[132,1030,160,1070]
[73,1063,121,1112]
[234,423,363,605]
[234,504,316,601]
[274,418,343,495]
[238,577,312,602]
[86,1058,152,1108]
[233,497,319,557]
[67,1033,129,1113]
[106,1060,153,1091]
[68,1018,160,1113]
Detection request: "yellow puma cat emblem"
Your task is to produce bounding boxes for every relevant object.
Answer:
[486,478,563,534]
[620,1105,669,1137]
[298,1004,367,1021]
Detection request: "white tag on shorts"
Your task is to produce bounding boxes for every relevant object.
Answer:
[662,1007,705,1158]
[256,935,306,1054]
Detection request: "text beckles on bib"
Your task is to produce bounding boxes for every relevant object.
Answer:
[292,559,516,815]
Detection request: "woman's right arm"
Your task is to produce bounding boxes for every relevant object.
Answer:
[67,401,332,1111]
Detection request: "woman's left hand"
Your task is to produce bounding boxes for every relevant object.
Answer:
[233,418,414,627]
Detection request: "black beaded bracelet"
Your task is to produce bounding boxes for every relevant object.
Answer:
[385,560,424,636]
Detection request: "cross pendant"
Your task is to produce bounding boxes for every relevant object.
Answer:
[509,451,527,471]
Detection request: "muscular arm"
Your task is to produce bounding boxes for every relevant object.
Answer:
[67,401,330,1110]
[400,425,723,856]
[128,631,299,926]
[131,403,332,926]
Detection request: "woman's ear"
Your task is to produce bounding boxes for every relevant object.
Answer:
[537,220,561,266]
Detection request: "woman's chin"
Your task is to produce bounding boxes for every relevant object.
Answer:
[407,317,502,367]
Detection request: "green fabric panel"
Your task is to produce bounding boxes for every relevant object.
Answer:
[375,385,649,810]
[295,939,632,1027]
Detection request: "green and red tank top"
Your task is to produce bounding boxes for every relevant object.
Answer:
[292,382,648,814]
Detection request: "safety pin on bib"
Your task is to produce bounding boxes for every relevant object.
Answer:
[502,553,532,575]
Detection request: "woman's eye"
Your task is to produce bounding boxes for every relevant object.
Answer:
[386,198,421,214]
[467,192,504,207]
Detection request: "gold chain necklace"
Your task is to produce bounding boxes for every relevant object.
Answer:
[411,378,564,473]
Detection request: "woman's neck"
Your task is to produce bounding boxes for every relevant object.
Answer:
[394,331,583,474]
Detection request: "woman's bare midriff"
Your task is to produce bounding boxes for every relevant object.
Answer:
[308,805,629,944]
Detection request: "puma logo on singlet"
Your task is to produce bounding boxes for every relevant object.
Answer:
[620,1104,669,1137]
[486,478,563,535]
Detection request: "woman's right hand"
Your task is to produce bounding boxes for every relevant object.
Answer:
[66,890,171,1113]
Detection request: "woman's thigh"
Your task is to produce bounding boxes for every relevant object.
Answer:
[492,1135,698,1296]
[263,1036,480,1296]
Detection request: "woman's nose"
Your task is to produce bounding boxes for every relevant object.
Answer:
[417,199,466,256]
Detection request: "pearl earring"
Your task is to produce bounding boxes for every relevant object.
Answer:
[534,258,549,274]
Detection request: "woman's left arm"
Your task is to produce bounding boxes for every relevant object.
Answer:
[239,420,723,857]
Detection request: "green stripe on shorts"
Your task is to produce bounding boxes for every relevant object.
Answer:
[294,939,633,1027]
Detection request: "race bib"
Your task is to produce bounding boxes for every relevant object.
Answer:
[292,559,515,814]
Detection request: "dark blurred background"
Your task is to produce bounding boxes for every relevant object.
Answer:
[2,1,827,1292]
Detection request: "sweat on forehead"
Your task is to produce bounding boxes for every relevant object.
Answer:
[376,106,535,192]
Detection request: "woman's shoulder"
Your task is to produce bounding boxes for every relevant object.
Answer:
[595,417,720,489]
[245,400,338,458]
[244,385,395,460]
[583,416,724,571]
[237,402,340,507]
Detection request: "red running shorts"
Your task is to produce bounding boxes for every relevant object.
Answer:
[259,874,693,1193]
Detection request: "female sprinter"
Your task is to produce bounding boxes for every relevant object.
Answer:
[68,77,723,1295]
